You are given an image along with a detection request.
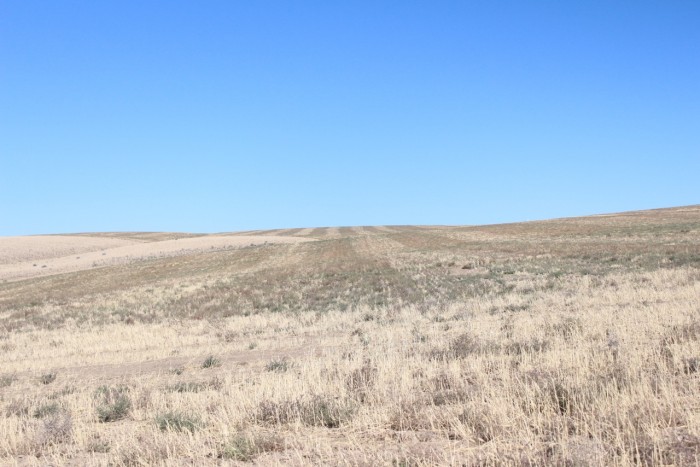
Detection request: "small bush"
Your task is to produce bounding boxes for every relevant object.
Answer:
[504,338,550,355]
[346,362,378,402]
[40,373,57,385]
[208,376,224,391]
[663,322,700,345]
[202,355,221,369]
[48,386,77,400]
[220,435,257,461]
[5,398,30,417]
[683,357,700,374]
[300,395,356,428]
[451,333,494,356]
[95,386,132,422]
[86,439,111,453]
[430,332,496,360]
[255,395,356,428]
[166,381,207,393]
[550,381,571,415]
[388,402,452,432]
[219,432,284,461]
[33,402,61,419]
[523,370,574,415]
[265,357,290,373]
[431,389,471,406]
[156,411,201,433]
[458,402,504,443]
[425,372,477,406]
[550,316,584,339]
[0,374,16,387]
[389,402,431,431]
[219,330,238,343]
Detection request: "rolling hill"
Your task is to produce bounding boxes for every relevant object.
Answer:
[1,205,699,465]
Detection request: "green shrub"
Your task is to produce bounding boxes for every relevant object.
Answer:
[156,411,201,433]
[95,386,132,422]
[202,355,221,369]
[33,402,61,419]
[219,433,284,461]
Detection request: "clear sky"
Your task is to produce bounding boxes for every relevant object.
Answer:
[1,1,698,235]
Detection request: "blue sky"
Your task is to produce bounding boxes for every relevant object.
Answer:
[1,1,698,235]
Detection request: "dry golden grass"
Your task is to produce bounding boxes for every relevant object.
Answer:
[0,234,313,283]
[1,205,700,465]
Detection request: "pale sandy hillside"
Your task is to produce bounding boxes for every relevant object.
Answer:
[0,234,313,283]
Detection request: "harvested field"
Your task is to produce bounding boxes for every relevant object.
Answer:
[0,235,313,283]
[1,206,700,465]
[0,236,139,265]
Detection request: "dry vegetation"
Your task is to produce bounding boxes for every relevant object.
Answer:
[1,206,700,465]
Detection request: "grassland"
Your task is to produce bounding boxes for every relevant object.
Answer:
[1,205,700,465]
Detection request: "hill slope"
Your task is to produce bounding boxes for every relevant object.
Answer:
[1,205,699,465]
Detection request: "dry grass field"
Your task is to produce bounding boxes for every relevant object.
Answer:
[1,206,700,466]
